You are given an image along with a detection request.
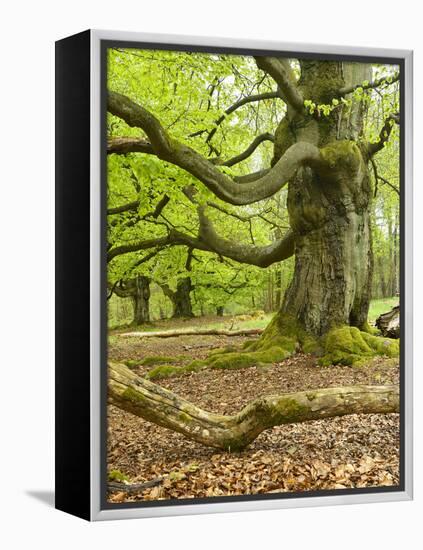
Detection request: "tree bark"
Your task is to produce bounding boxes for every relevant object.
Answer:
[159,277,194,318]
[273,61,374,336]
[112,276,151,325]
[109,362,399,451]
[173,277,194,318]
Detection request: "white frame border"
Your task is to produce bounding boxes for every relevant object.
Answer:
[90,30,413,521]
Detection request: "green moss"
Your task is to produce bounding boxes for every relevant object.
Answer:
[187,359,206,369]
[124,359,142,369]
[276,398,310,423]
[145,362,204,380]
[122,386,146,403]
[360,322,380,336]
[141,313,318,380]
[320,140,362,172]
[242,339,257,350]
[361,332,399,357]
[178,411,192,423]
[320,325,399,366]
[208,345,238,356]
[108,469,129,483]
[141,355,185,367]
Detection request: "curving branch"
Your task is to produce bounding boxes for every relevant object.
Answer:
[108,91,321,205]
[254,56,303,112]
[197,205,295,268]
[109,362,399,451]
[108,202,295,268]
[212,133,274,167]
[368,112,400,156]
[339,72,400,96]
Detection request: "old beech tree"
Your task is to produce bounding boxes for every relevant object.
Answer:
[107,53,400,450]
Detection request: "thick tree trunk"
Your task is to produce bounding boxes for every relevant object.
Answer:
[132,276,151,325]
[159,277,194,318]
[281,169,373,335]
[112,276,151,325]
[172,277,194,318]
[109,362,399,451]
[272,61,374,337]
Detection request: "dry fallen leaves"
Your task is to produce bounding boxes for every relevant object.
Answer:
[107,334,400,503]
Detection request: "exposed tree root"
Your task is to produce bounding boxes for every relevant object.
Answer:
[109,362,399,452]
[320,326,399,366]
[142,315,399,379]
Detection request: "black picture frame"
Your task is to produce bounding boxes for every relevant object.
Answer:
[55,29,413,521]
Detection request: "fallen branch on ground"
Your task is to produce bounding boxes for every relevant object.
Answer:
[108,477,163,493]
[119,327,264,338]
[108,362,399,451]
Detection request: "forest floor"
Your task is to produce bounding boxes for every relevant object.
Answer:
[107,310,400,503]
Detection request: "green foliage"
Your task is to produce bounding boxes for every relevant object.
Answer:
[108,470,129,482]
[107,48,400,356]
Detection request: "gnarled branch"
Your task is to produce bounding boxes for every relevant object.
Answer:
[108,362,399,451]
[254,56,303,112]
[197,205,295,267]
[108,91,321,205]
[212,133,274,167]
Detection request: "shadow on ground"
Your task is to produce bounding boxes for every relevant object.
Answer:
[26,490,55,508]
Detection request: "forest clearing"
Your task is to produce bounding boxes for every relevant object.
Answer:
[106,46,401,504]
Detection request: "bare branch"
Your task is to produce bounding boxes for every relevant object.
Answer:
[212,133,274,167]
[339,72,400,96]
[370,158,400,196]
[107,200,139,215]
[189,90,281,140]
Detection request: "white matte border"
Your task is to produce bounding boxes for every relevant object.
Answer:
[90,30,413,521]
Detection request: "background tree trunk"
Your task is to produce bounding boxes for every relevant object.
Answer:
[111,275,151,325]
[131,276,151,325]
[159,277,194,318]
[172,277,194,318]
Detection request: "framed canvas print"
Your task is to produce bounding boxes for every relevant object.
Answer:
[55,29,413,521]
